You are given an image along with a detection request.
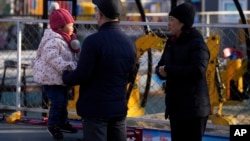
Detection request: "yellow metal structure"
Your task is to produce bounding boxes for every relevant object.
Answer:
[127,75,145,117]
[5,111,22,123]
[224,59,247,100]
[29,0,43,15]
[206,34,247,125]
[77,2,95,21]
[127,33,166,117]
[206,34,221,107]
[135,33,166,58]
[67,86,81,119]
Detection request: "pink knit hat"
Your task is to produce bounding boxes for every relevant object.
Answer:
[49,2,74,30]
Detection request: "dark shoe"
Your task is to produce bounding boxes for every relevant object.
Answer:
[47,126,63,140]
[60,121,78,133]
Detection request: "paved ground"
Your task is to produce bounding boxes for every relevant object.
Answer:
[0,122,83,141]
[0,121,229,141]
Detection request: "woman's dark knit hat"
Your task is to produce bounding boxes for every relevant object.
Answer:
[169,2,195,29]
[92,0,122,19]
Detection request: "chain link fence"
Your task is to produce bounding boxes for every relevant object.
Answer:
[0,19,250,135]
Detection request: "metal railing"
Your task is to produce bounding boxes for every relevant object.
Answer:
[0,19,250,136]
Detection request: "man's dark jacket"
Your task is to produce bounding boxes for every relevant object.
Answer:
[62,22,137,118]
[155,28,211,119]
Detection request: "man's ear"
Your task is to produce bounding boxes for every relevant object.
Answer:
[96,11,104,21]
[99,12,104,18]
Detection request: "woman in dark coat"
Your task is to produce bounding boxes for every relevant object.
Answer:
[155,2,211,141]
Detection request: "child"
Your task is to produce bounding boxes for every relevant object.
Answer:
[32,2,79,140]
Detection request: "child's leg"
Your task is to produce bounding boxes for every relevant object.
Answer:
[43,85,70,139]
[43,85,68,127]
[59,87,77,133]
[59,86,69,124]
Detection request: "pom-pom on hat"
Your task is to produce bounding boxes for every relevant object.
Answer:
[49,2,74,30]
[92,0,122,19]
[169,2,195,30]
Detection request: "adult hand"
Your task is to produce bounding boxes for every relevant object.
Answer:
[165,113,169,119]
[165,108,169,119]
[159,65,167,77]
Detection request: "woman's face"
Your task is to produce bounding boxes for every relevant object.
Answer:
[167,16,183,37]
[62,23,74,35]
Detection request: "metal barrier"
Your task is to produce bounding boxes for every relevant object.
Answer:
[0,19,250,136]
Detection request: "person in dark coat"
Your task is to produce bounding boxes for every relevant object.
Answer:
[155,2,211,141]
[62,0,137,141]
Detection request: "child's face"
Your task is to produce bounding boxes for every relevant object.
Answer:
[62,23,74,35]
